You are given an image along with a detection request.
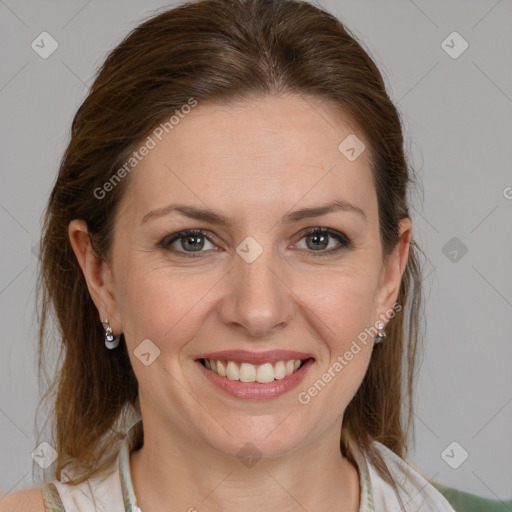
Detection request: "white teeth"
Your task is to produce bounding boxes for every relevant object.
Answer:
[239,362,256,382]
[274,360,286,380]
[203,358,305,383]
[226,361,239,380]
[256,363,274,383]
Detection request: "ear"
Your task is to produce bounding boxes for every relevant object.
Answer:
[68,219,122,335]
[374,217,413,319]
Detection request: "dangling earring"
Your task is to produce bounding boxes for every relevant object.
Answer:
[102,318,120,349]
[374,321,387,344]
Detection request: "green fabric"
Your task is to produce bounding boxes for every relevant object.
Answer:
[433,483,512,512]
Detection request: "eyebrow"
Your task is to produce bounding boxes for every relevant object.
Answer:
[141,199,366,226]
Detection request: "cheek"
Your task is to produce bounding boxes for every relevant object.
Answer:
[294,268,378,412]
[115,249,381,361]
[116,261,222,352]
[293,263,379,395]
[296,262,381,344]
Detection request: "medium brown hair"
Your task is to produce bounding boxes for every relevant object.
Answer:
[36,0,424,497]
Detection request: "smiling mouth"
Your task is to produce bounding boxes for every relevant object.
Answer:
[200,358,313,383]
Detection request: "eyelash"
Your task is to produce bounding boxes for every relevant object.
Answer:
[158,227,352,259]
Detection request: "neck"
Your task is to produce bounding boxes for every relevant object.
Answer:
[129,417,361,512]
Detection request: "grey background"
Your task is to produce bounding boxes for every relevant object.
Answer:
[1,0,511,502]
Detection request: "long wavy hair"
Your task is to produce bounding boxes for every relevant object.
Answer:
[35,0,424,499]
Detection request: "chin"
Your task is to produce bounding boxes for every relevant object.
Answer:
[195,414,310,461]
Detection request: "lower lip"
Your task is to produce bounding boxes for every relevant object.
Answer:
[196,359,314,400]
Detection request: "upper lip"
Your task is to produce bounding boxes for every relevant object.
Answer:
[196,350,314,365]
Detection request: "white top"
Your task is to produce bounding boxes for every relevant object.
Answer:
[41,420,455,512]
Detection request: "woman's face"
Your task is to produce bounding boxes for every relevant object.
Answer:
[82,94,410,458]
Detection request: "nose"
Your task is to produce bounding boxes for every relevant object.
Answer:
[218,247,293,338]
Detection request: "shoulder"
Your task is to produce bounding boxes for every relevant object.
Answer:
[369,442,456,512]
[0,486,45,512]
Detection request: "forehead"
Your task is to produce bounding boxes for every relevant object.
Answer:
[117,94,377,224]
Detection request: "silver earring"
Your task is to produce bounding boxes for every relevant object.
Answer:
[374,321,387,344]
[102,318,120,349]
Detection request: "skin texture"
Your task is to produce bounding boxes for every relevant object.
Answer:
[0,487,44,512]
[68,94,411,512]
